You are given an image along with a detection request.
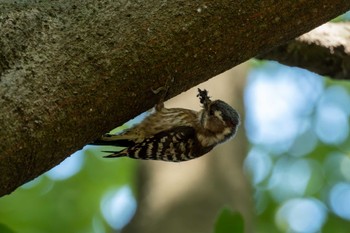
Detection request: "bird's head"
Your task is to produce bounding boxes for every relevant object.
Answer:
[197,89,240,145]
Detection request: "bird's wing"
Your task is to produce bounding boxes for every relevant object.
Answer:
[104,126,200,161]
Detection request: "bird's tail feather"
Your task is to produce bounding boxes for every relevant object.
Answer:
[90,138,134,147]
[89,134,134,158]
[102,150,127,158]
[89,132,135,147]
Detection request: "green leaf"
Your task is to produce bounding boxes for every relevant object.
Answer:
[0,223,16,233]
[214,207,244,233]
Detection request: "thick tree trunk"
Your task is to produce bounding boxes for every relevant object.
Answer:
[1,0,350,196]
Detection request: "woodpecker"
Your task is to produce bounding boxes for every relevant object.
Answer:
[91,88,240,162]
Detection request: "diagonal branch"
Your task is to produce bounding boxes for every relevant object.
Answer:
[258,22,350,79]
[1,1,350,196]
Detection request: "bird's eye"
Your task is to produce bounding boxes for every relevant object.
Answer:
[209,109,214,115]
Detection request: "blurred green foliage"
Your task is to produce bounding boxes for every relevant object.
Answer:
[214,208,244,233]
[0,223,15,233]
[244,61,350,233]
[0,150,137,233]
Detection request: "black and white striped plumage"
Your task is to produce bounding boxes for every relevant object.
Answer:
[91,89,240,162]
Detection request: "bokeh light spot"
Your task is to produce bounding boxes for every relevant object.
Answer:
[276,198,327,233]
[100,186,137,230]
[329,182,350,220]
[340,156,350,181]
[46,150,85,181]
[245,62,324,153]
[289,123,318,157]
[244,147,272,185]
[269,158,311,202]
[315,102,349,145]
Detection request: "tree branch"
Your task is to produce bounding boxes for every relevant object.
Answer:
[258,22,350,79]
[1,0,350,196]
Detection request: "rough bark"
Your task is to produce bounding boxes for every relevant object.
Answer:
[259,22,350,80]
[1,0,350,196]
